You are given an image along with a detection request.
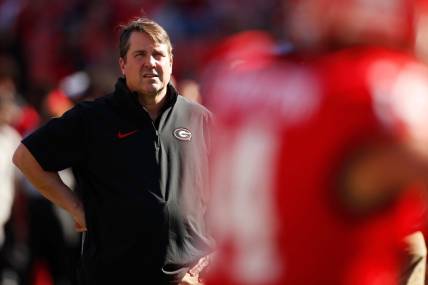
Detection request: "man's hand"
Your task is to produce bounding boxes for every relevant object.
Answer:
[74,221,87,232]
[180,273,203,285]
[180,255,211,285]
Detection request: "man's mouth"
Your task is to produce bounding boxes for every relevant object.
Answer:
[143,74,158,78]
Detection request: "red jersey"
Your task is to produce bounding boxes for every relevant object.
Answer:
[204,39,428,285]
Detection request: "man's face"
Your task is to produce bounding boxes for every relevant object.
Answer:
[119,32,172,98]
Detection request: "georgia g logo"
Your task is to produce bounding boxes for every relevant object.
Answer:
[173,128,192,141]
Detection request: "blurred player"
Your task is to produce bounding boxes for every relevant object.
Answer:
[203,0,428,284]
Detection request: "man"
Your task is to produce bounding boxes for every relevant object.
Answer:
[13,17,213,284]
[203,1,428,284]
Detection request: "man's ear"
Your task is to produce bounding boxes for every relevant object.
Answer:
[119,57,126,76]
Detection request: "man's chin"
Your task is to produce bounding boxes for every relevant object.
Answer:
[139,86,166,98]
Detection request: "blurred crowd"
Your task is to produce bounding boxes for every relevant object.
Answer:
[0,0,281,106]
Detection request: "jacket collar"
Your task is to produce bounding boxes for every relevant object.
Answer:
[110,77,178,124]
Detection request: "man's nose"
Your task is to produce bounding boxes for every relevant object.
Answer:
[144,55,156,67]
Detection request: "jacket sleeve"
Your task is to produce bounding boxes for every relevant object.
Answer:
[22,102,90,171]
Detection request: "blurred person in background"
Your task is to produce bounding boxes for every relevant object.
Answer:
[203,0,428,284]
[12,17,213,285]
[0,79,21,285]
[178,79,202,104]
[16,87,78,285]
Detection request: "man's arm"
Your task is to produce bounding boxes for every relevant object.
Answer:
[12,143,86,231]
[339,143,428,214]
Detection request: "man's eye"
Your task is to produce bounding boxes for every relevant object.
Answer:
[135,53,145,58]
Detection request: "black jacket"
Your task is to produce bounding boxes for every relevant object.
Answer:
[23,78,214,284]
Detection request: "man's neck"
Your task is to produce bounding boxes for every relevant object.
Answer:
[138,90,168,121]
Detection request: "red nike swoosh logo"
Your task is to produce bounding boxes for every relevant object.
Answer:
[117,130,138,139]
